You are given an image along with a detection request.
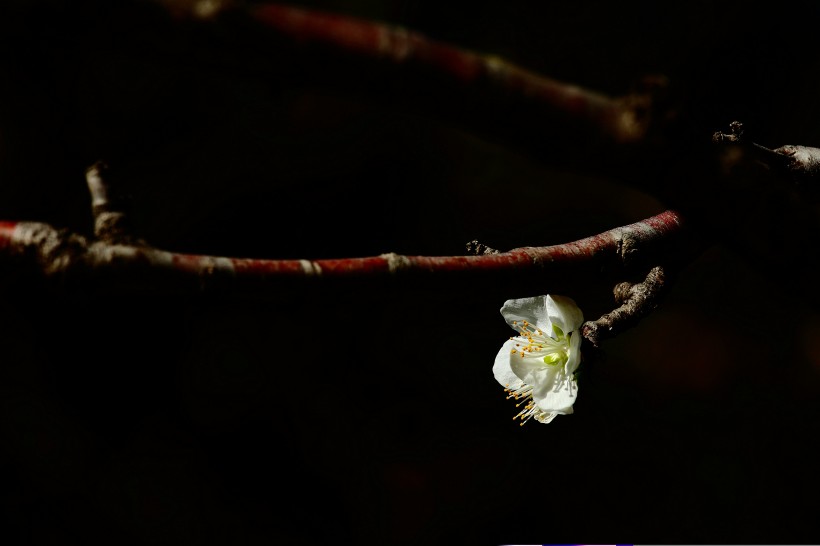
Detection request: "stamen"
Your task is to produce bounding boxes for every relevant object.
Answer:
[502,380,549,426]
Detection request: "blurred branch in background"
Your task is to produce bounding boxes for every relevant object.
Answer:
[151,0,820,309]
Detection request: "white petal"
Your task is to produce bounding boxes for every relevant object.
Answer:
[534,378,577,414]
[500,296,553,332]
[565,330,582,375]
[546,295,584,334]
[528,366,560,400]
[534,411,558,424]
[509,350,559,387]
[493,339,523,388]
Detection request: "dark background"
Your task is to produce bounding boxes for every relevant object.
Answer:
[1,1,820,545]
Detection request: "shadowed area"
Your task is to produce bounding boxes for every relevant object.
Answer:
[1,1,820,545]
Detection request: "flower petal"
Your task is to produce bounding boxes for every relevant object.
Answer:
[546,295,584,334]
[534,411,558,424]
[565,330,582,375]
[534,378,577,415]
[528,366,560,400]
[493,339,524,388]
[495,294,585,425]
[509,350,560,387]
[500,296,554,333]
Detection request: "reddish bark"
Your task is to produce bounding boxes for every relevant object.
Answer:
[0,210,685,285]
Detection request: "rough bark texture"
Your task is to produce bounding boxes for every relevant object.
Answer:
[581,265,667,347]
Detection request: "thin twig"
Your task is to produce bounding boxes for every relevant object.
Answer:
[712,121,790,170]
[581,265,667,347]
[713,120,820,198]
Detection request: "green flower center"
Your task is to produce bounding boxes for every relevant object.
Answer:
[543,350,568,366]
[543,326,570,366]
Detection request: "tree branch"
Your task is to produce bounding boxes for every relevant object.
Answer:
[247,3,660,144]
[713,120,820,199]
[252,6,625,128]
[157,0,672,166]
[0,209,686,282]
[581,265,668,347]
[0,163,692,294]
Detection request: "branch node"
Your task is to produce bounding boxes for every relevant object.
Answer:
[712,120,744,144]
[617,232,639,265]
[615,74,673,143]
[85,162,143,246]
[466,240,500,255]
[712,121,795,174]
[612,281,633,304]
[11,222,89,277]
[771,145,820,193]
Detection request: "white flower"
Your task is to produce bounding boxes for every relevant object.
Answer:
[493,295,584,425]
